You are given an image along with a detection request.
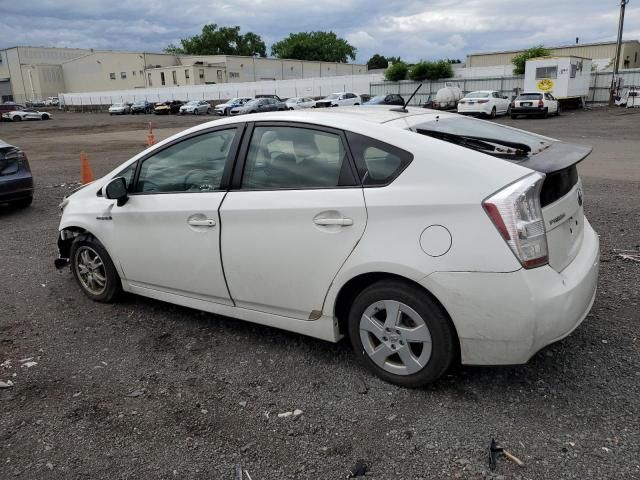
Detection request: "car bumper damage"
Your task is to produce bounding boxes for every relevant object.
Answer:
[421,219,600,365]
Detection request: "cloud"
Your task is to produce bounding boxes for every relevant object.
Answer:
[0,0,637,63]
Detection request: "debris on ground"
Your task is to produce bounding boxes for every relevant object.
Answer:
[346,459,368,478]
[489,438,525,470]
[0,380,14,388]
[126,389,145,398]
[293,409,303,417]
[277,411,293,418]
[21,361,38,368]
[614,249,640,263]
[233,464,254,479]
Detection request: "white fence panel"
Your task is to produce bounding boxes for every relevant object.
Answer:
[59,74,383,106]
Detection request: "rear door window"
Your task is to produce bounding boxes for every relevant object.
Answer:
[346,132,413,186]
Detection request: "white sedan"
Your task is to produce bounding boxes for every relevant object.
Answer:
[55,107,599,387]
[314,92,361,108]
[285,97,316,110]
[457,90,511,118]
[179,100,211,115]
[2,108,51,121]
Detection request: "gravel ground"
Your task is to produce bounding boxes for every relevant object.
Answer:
[0,108,639,479]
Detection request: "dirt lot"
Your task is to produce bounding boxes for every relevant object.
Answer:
[1,108,639,479]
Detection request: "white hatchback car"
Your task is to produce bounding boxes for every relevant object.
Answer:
[56,107,599,387]
[457,90,511,118]
[511,92,560,118]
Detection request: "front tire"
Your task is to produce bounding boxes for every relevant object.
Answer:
[348,280,456,387]
[13,115,21,121]
[490,107,496,118]
[70,236,121,303]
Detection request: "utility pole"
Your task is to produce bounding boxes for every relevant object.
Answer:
[610,0,630,105]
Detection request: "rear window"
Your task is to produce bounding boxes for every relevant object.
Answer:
[346,132,413,186]
[412,116,550,160]
[465,92,490,98]
[518,93,543,100]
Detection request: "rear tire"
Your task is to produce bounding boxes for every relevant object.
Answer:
[42,114,49,120]
[70,235,122,303]
[490,107,496,119]
[13,116,21,121]
[348,279,456,387]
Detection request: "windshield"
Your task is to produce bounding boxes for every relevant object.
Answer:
[112,103,124,107]
[465,92,490,98]
[366,96,385,103]
[518,93,543,100]
[244,99,258,106]
[186,101,199,106]
[133,101,145,106]
[325,94,340,100]
[412,116,551,159]
[287,98,300,103]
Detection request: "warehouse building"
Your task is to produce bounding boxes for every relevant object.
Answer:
[0,46,368,102]
[466,40,640,70]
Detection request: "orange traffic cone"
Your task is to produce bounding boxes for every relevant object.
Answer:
[147,122,155,147]
[80,152,94,184]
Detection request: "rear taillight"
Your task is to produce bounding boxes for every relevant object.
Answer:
[483,173,548,268]
[477,99,489,104]
[538,99,544,108]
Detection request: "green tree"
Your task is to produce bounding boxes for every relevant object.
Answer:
[367,53,390,70]
[271,31,356,62]
[384,61,409,81]
[408,60,453,81]
[511,46,550,74]
[165,24,266,57]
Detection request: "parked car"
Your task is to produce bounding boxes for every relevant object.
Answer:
[179,100,211,115]
[0,139,33,208]
[230,98,286,115]
[55,106,598,387]
[315,92,361,108]
[2,108,51,121]
[511,92,560,118]
[130,100,153,114]
[284,97,316,110]
[154,101,183,115]
[109,103,131,115]
[0,103,25,121]
[215,97,253,116]
[457,90,511,118]
[255,94,283,102]
[45,97,59,106]
[26,99,45,107]
[363,94,404,106]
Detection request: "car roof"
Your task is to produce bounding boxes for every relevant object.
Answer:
[182,106,453,132]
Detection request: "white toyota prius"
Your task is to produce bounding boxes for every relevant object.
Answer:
[56,107,599,387]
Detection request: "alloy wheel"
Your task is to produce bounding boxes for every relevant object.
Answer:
[74,246,107,295]
[359,300,432,375]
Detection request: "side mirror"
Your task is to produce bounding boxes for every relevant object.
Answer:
[105,177,128,206]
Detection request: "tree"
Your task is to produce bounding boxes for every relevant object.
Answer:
[408,60,453,81]
[384,61,409,81]
[511,46,550,74]
[164,24,266,57]
[271,31,356,63]
[367,54,389,70]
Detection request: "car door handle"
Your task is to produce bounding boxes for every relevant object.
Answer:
[188,218,216,227]
[314,217,353,226]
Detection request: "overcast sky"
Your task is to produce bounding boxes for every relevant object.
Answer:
[1,0,638,62]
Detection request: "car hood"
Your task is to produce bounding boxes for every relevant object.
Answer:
[0,139,15,149]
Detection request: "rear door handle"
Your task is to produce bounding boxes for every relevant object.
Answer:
[314,217,353,226]
[188,218,216,227]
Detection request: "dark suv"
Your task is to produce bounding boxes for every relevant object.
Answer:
[0,140,34,208]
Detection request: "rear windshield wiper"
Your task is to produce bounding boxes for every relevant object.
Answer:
[416,129,533,156]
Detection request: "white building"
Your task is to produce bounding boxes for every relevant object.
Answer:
[0,45,368,102]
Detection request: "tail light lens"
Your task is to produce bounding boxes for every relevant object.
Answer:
[477,99,489,104]
[0,147,27,176]
[538,99,544,108]
[483,173,548,268]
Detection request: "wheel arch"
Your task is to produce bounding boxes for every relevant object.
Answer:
[332,271,461,361]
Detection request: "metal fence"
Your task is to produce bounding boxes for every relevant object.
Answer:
[371,69,640,105]
[58,74,384,108]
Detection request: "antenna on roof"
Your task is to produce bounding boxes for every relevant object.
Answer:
[390,84,422,113]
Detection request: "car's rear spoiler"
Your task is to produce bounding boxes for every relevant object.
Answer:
[518,142,592,174]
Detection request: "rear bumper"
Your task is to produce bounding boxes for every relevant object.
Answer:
[457,103,492,115]
[0,176,34,202]
[512,107,546,115]
[421,219,600,365]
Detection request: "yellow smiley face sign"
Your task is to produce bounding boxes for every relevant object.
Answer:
[537,79,554,92]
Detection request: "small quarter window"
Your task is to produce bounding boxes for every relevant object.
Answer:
[346,132,413,186]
